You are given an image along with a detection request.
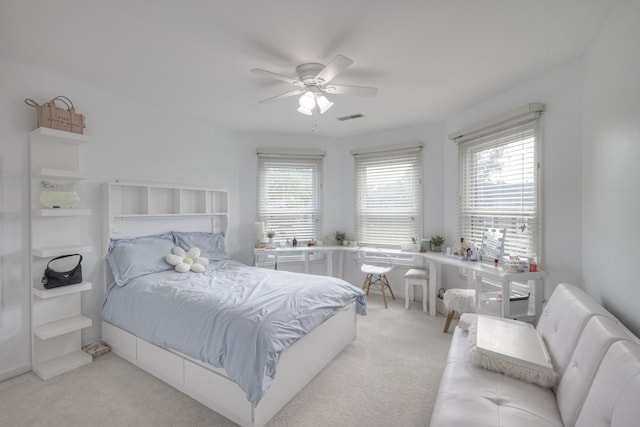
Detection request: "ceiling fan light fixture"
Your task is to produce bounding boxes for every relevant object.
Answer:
[297,106,314,116]
[252,54,378,121]
[299,91,316,109]
[297,105,314,115]
[316,94,333,114]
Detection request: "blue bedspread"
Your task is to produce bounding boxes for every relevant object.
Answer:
[100,260,367,406]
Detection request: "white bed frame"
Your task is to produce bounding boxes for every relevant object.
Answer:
[101,181,359,427]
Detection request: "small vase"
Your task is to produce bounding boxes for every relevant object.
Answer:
[433,245,441,252]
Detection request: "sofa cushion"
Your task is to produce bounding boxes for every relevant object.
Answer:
[430,327,562,427]
[536,283,612,375]
[573,340,640,426]
[556,315,632,426]
[431,283,640,427]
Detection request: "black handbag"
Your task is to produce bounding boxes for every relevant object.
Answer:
[42,254,83,289]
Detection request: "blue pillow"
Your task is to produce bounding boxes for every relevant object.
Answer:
[172,231,229,261]
[107,233,175,286]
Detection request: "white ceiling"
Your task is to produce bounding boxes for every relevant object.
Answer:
[0,0,615,138]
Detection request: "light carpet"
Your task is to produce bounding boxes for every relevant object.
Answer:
[0,297,453,427]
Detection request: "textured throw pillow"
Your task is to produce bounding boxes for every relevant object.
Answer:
[107,233,175,286]
[172,231,229,261]
[468,318,558,388]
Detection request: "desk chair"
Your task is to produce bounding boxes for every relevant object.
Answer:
[356,248,395,308]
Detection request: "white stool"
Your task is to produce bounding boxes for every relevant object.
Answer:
[404,268,429,312]
[442,288,475,333]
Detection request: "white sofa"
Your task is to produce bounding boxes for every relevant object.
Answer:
[430,283,640,427]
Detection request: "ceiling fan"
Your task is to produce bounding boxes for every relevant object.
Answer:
[251,54,377,115]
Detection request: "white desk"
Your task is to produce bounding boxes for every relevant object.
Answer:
[254,246,414,277]
[421,252,545,321]
[254,246,344,276]
[254,246,545,321]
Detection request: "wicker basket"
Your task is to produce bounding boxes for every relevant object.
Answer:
[25,96,85,134]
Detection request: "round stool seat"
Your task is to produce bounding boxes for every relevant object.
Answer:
[361,264,393,275]
[404,268,429,280]
[442,288,475,333]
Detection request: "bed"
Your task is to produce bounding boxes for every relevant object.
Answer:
[100,186,367,427]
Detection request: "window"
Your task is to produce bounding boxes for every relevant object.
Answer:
[257,150,323,243]
[455,106,542,263]
[353,143,423,246]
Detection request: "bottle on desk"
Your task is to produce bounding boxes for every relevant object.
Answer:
[292,237,297,247]
[469,242,477,261]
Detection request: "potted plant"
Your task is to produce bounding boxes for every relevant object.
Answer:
[402,237,421,252]
[431,235,445,252]
[335,231,346,246]
[411,237,421,252]
[266,230,275,244]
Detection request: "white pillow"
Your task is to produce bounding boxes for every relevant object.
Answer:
[107,233,175,286]
[468,317,558,388]
[172,231,229,261]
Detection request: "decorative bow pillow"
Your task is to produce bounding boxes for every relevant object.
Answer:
[165,247,209,273]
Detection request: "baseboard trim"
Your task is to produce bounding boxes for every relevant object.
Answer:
[0,363,31,382]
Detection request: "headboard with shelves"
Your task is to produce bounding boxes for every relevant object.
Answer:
[105,181,229,251]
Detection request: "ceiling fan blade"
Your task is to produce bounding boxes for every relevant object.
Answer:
[257,89,305,104]
[323,84,378,97]
[250,68,304,87]
[315,55,353,84]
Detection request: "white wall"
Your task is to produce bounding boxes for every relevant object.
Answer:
[336,123,445,289]
[0,58,32,380]
[442,59,585,300]
[437,0,640,337]
[236,123,446,294]
[582,0,640,336]
[235,132,340,267]
[1,0,638,379]
[0,57,242,379]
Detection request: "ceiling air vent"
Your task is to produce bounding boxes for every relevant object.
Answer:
[336,114,364,122]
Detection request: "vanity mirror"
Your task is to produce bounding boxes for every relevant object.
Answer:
[480,228,506,264]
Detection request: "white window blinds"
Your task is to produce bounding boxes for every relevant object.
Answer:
[257,152,323,242]
[458,117,541,262]
[353,144,423,246]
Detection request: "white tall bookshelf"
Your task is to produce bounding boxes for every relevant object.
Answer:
[29,127,93,380]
